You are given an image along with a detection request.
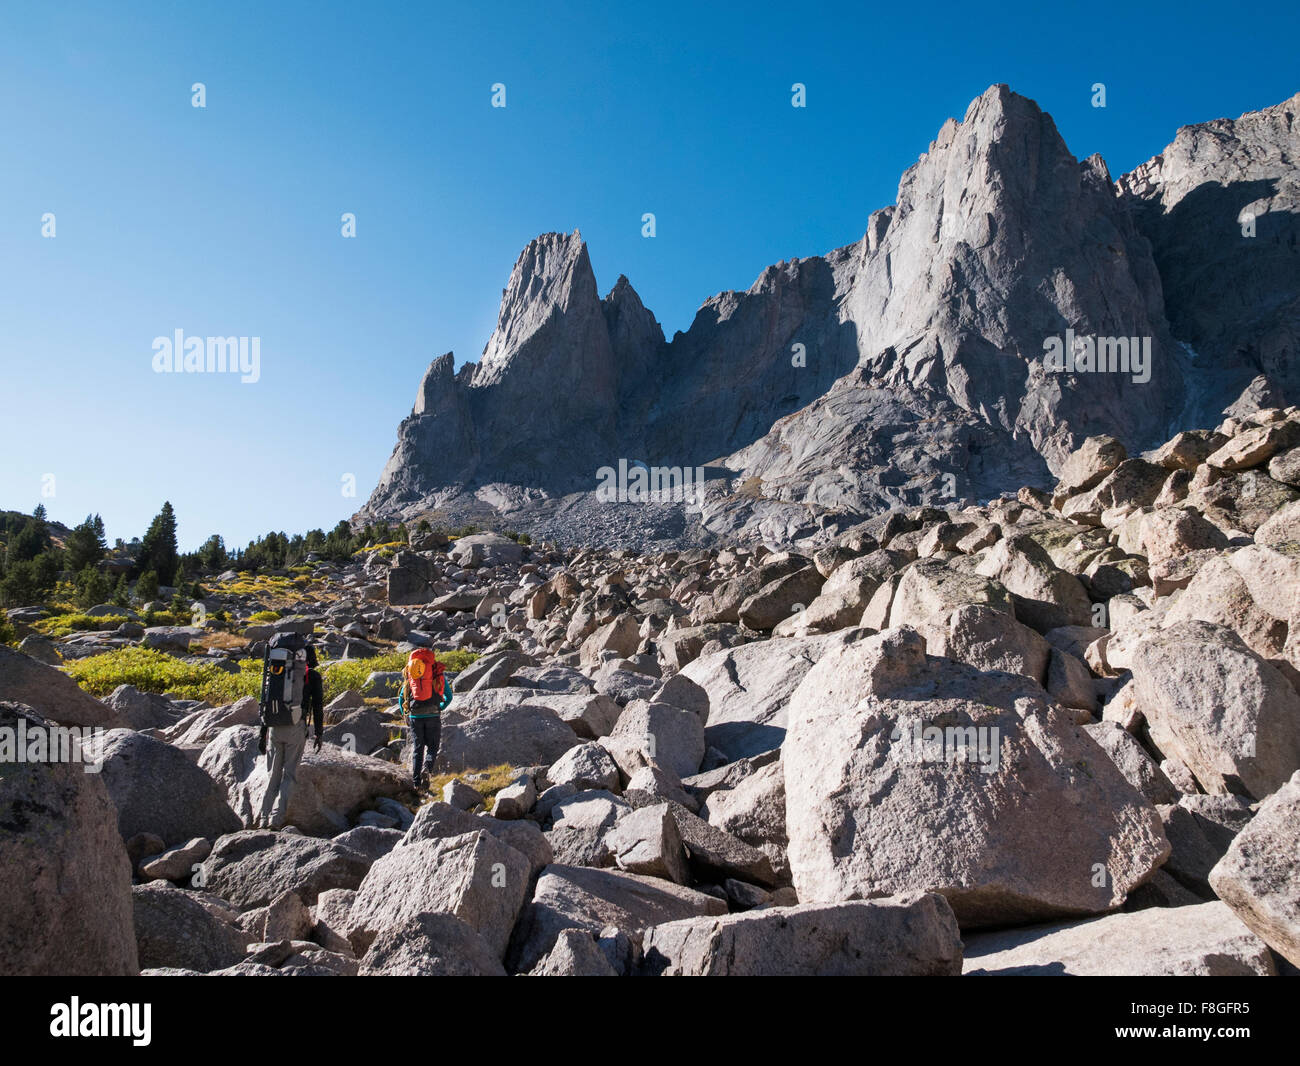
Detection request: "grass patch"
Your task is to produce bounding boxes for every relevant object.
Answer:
[248,610,281,622]
[193,631,250,653]
[423,763,518,810]
[64,646,263,704]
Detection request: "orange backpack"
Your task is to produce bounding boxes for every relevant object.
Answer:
[406,648,445,703]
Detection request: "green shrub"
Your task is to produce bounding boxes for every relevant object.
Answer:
[140,608,190,627]
[0,614,17,646]
[64,647,263,703]
[249,610,281,622]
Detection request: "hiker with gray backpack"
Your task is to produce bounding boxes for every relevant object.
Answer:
[257,632,323,829]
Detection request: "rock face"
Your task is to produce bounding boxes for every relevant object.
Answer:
[1118,91,1300,418]
[368,232,642,507]
[0,702,139,975]
[199,831,371,908]
[358,913,507,976]
[527,927,620,976]
[404,802,553,879]
[162,696,261,751]
[602,701,704,780]
[1127,621,1300,801]
[509,864,728,972]
[640,893,963,976]
[434,694,582,771]
[357,83,1261,548]
[132,881,247,972]
[783,629,1169,926]
[681,635,840,761]
[962,901,1276,976]
[0,645,123,728]
[347,830,530,957]
[1209,769,1300,967]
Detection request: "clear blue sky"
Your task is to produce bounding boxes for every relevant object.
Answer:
[2,0,1296,551]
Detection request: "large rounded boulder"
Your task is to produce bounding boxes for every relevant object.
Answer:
[783,628,1170,928]
[89,728,241,847]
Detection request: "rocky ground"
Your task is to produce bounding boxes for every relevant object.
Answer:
[3,403,1300,976]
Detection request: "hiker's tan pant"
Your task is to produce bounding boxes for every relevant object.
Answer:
[261,723,307,828]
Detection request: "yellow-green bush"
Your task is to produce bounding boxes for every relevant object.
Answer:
[351,541,405,559]
[65,644,478,708]
[213,573,310,602]
[249,610,281,622]
[35,613,128,638]
[65,647,263,704]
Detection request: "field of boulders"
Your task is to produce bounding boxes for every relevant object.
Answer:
[2,405,1299,976]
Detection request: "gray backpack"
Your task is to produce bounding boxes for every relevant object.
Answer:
[260,633,309,727]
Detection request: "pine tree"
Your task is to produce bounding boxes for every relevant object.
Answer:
[7,516,51,564]
[137,502,179,585]
[0,561,38,607]
[136,569,160,603]
[197,534,227,572]
[74,565,114,609]
[65,513,108,572]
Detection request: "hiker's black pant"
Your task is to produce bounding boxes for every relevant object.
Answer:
[411,716,441,781]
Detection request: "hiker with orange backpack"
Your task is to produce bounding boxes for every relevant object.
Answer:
[398,647,453,790]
